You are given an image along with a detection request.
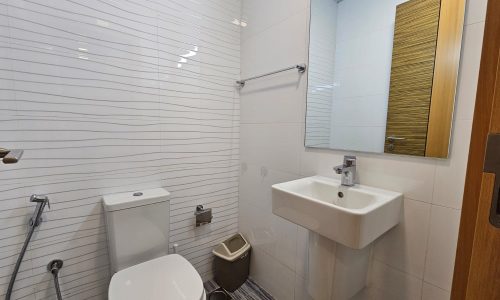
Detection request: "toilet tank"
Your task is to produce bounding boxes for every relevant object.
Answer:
[103,188,170,273]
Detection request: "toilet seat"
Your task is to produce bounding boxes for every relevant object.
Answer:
[109,254,205,300]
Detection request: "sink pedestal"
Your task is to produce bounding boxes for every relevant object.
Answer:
[331,241,370,299]
[306,232,370,300]
[306,232,336,300]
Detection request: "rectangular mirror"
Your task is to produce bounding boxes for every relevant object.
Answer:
[305,0,465,158]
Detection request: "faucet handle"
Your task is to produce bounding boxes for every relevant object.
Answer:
[344,155,356,167]
[333,165,343,174]
[345,159,355,167]
[30,194,50,209]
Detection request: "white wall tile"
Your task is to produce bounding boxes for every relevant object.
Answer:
[424,205,461,291]
[368,260,423,300]
[294,274,315,300]
[239,164,301,270]
[239,163,270,210]
[299,148,345,177]
[351,286,388,300]
[373,198,431,279]
[268,215,298,271]
[240,73,307,124]
[241,0,307,42]
[433,119,473,209]
[454,22,485,121]
[357,155,437,203]
[241,123,302,174]
[250,247,296,300]
[422,282,451,300]
[241,10,309,78]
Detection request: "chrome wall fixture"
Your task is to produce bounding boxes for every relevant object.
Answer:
[0,148,24,164]
[6,195,50,300]
[236,63,307,88]
[195,205,213,227]
[334,155,357,187]
[48,259,64,300]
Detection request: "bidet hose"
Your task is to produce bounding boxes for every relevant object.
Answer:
[51,269,63,300]
[5,225,36,300]
[48,260,64,300]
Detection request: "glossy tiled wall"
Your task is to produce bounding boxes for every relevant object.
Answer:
[0,0,241,299]
[239,0,487,299]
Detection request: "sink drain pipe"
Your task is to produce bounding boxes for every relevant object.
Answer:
[48,259,64,300]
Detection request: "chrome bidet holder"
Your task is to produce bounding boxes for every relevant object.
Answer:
[29,194,50,227]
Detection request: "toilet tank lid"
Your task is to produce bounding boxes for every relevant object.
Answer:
[103,188,170,212]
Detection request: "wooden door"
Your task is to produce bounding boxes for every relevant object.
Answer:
[452,0,500,298]
[385,0,441,156]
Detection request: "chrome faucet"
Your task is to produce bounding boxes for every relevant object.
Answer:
[334,155,357,186]
[29,194,50,227]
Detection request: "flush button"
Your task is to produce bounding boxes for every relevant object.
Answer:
[133,192,143,197]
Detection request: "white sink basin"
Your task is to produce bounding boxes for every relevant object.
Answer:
[272,176,403,249]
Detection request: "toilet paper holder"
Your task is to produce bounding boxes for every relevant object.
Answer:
[195,205,213,227]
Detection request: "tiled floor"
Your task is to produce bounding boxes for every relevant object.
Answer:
[204,279,274,300]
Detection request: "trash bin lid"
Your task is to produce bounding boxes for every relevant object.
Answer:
[212,233,251,262]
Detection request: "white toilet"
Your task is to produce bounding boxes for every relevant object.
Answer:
[103,188,206,300]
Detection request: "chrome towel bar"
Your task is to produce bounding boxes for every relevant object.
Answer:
[237,63,306,88]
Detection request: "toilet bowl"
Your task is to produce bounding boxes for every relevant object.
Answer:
[103,189,206,300]
[109,254,206,300]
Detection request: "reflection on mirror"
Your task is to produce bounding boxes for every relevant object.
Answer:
[305,0,465,158]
